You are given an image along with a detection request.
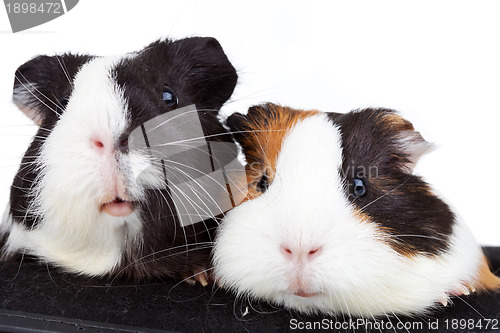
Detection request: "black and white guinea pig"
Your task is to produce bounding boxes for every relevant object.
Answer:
[212,103,500,316]
[0,37,237,283]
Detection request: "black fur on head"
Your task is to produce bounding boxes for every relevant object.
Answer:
[13,37,238,135]
[114,37,238,139]
[331,108,454,256]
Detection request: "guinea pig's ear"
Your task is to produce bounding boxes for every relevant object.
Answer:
[371,110,434,171]
[225,103,277,138]
[383,110,434,172]
[392,121,434,171]
[338,108,433,173]
[171,37,238,110]
[225,103,286,151]
[245,102,281,122]
[225,112,249,146]
[13,53,92,125]
[225,103,282,160]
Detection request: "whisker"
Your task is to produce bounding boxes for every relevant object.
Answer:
[163,162,234,215]
[54,55,73,87]
[15,73,59,116]
[359,178,410,211]
[452,294,486,319]
[383,311,397,333]
[107,243,214,288]
[388,233,448,242]
[146,128,286,148]
[145,109,202,133]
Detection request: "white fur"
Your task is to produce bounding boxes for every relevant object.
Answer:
[3,56,150,276]
[0,204,12,237]
[213,114,485,317]
[395,131,435,171]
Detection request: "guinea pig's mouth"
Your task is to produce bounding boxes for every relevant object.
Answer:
[100,198,136,217]
[293,290,321,298]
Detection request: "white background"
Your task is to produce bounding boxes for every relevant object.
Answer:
[0,0,498,245]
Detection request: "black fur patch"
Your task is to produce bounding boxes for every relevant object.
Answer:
[330,109,455,256]
[116,189,219,281]
[113,37,237,138]
[11,54,93,229]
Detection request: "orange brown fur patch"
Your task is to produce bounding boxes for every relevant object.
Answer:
[376,111,415,133]
[472,254,500,292]
[231,103,319,199]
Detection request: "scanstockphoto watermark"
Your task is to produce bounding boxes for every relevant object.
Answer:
[289,318,500,331]
[290,318,423,331]
[3,0,79,33]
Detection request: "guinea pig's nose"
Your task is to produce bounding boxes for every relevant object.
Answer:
[117,134,129,154]
[281,245,322,261]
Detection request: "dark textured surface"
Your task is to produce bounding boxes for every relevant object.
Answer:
[0,247,499,333]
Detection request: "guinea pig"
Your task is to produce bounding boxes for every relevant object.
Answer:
[212,103,500,316]
[0,36,238,284]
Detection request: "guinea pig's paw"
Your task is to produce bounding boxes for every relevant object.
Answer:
[450,284,475,296]
[438,297,448,307]
[439,283,476,307]
[182,268,210,287]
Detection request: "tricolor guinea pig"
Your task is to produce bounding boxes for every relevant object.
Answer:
[0,37,237,283]
[212,103,500,316]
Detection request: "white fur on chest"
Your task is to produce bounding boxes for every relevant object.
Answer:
[5,213,141,275]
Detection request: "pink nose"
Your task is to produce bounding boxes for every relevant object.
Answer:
[281,245,322,261]
[92,138,105,149]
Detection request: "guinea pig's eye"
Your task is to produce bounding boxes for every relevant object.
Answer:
[256,173,270,193]
[56,97,69,115]
[353,178,367,197]
[162,85,178,107]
